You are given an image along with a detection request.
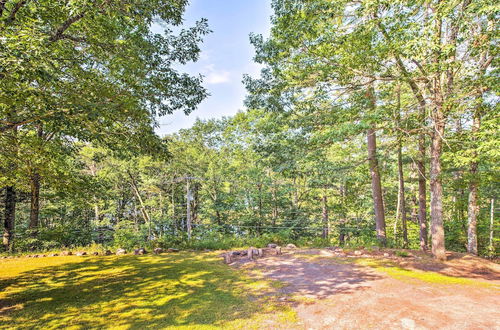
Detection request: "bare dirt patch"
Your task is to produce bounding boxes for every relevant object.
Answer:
[232,248,500,329]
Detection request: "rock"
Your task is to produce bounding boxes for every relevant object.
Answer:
[371,245,380,251]
[275,246,282,255]
[61,251,72,256]
[257,248,264,257]
[49,253,59,257]
[134,248,147,255]
[76,251,87,256]
[267,243,278,248]
[383,252,390,257]
[41,254,47,257]
[354,250,362,256]
[401,318,416,329]
[335,247,343,252]
[167,248,179,253]
[92,252,99,256]
[153,248,163,254]
[116,248,127,255]
[33,255,39,258]
[320,250,335,257]
[248,247,255,260]
[230,251,241,257]
[104,250,113,256]
[286,243,297,249]
[240,250,248,256]
[223,253,232,264]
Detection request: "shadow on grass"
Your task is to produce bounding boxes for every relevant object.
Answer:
[0,254,267,328]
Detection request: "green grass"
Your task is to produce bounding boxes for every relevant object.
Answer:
[0,253,297,329]
[353,259,498,288]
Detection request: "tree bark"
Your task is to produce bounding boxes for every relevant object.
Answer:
[367,127,386,245]
[467,111,481,255]
[3,186,16,251]
[397,142,408,248]
[186,179,192,240]
[417,135,428,250]
[366,86,386,245]
[430,112,446,260]
[489,198,495,254]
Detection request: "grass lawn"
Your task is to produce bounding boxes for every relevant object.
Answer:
[0,253,296,329]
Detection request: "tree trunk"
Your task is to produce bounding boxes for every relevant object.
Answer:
[430,113,446,261]
[272,187,278,226]
[397,139,409,248]
[127,171,152,239]
[467,111,481,255]
[321,191,329,239]
[29,126,44,234]
[417,137,428,250]
[186,179,192,240]
[367,127,386,245]
[366,85,386,245]
[3,186,16,251]
[489,198,495,254]
[28,171,41,233]
[395,86,408,248]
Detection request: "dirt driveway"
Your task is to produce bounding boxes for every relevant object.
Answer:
[233,249,500,330]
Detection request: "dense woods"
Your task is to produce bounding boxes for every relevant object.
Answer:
[1,0,498,259]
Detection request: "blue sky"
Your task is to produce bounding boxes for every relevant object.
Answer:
[156,0,272,135]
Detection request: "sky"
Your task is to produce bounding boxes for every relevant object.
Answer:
[155,0,273,136]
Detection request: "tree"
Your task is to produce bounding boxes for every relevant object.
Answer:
[0,0,209,249]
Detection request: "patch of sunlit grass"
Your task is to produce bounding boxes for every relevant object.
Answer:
[0,253,297,329]
[354,259,497,288]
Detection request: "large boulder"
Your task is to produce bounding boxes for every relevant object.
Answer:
[76,251,87,256]
[153,248,164,254]
[61,251,72,256]
[267,243,278,249]
[116,248,127,255]
[286,243,297,249]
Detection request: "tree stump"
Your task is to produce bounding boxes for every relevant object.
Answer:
[257,248,263,257]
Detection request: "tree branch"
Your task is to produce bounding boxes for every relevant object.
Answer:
[49,12,85,42]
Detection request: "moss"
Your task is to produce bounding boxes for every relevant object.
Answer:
[0,253,297,329]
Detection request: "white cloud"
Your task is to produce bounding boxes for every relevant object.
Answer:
[203,64,231,84]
